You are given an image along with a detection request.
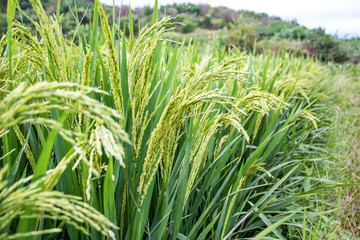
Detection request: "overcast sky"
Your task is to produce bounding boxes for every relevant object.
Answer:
[100,0,360,38]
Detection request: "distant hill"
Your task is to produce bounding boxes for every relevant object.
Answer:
[108,2,359,63]
[0,0,95,34]
[1,0,359,63]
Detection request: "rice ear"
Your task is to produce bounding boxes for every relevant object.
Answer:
[96,0,124,119]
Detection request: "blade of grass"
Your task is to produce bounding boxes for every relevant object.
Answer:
[253,213,297,240]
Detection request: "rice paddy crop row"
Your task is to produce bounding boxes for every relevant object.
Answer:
[0,0,342,239]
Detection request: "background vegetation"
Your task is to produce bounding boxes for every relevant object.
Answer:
[1,1,359,63]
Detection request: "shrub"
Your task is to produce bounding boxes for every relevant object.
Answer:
[256,20,296,38]
[290,26,309,40]
[180,17,199,33]
[304,27,348,62]
[226,19,259,51]
[201,15,213,29]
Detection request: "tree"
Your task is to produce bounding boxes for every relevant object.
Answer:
[201,16,212,29]
[304,28,348,62]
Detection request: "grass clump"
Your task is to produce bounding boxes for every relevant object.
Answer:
[325,64,360,239]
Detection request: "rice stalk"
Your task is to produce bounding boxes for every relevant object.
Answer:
[138,57,250,206]
[0,166,117,239]
[0,82,129,147]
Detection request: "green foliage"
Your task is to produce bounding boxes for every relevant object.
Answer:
[304,28,348,62]
[18,0,33,10]
[255,20,297,38]
[241,10,269,19]
[201,15,212,29]
[0,0,7,12]
[325,64,360,238]
[163,3,203,16]
[343,38,360,63]
[180,16,199,33]
[0,13,7,34]
[289,26,309,40]
[142,6,153,16]
[226,19,258,51]
[2,0,359,63]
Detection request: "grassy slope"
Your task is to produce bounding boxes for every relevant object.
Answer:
[328,64,360,239]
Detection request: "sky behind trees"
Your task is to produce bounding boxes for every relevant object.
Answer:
[100,0,360,38]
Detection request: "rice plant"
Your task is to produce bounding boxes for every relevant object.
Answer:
[0,0,340,239]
